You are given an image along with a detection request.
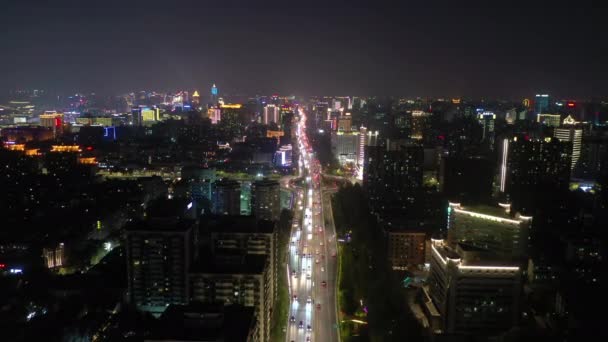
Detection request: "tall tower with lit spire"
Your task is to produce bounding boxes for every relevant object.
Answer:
[192,90,200,106]
[210,83,219,105]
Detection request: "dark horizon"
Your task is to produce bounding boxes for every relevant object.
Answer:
[1,1,606,98]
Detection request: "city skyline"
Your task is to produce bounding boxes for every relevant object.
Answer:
[1,2,607,341]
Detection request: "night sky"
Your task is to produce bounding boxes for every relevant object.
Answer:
[1,1,606,98]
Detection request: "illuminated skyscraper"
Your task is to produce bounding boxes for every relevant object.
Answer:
[499,135,571,212]
[207,107,221,124]
[331,130,359,165]
[263,104,280,125]
[410,110,432,140]
[427,239,521,335]
[337,114,352,132]
[192,90,200,106]
[43,242,66,269]
[211,83,219,105]
[554,127,582,172]
[534,94,549,114]
[141,107,160,126]
[39,111,63,128]
[357,126,367,179]
[446,203,531,261]
[125,201,196,315]
[477,111,496,146]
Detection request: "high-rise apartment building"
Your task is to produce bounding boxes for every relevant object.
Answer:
[212,179,241,215]
[337,115,352,132]
[387,229,426,270]
[251,179,280,222]
[43,242,66,269]
[499,135,572,212]
[477,111,496,146]
[125,216,195,315]
[189,254,271,342]
[410,110,432,140]
[364,140,424,220]
[191,90,200,106]
[202,216,278,304]
[554,127,583,172]
[263,104,280,125]
[207,107,221,124]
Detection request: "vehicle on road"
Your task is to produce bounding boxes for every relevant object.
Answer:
[293,295,298,301]
[316,303,321,310]
[299,321,304,329]
[321,281,327,287]
[290,315,295,323]
[307,324,312,332]
[307,296,312,304]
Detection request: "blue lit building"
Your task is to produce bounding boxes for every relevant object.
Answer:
[211,83,219,105]
[535,94,549,114]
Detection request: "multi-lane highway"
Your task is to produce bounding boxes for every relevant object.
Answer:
[286,108,339,342]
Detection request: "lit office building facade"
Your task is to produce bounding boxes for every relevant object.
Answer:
[536,113,561,127]
[330,130,359,165]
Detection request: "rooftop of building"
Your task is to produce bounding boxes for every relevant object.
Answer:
[151,303,255,342]
[201,215,275,234]
[457,204,512,219]
[125,218,195,233]
[433,241,519,268]
[190,253,267,275]
[145,197,193,219]
[214,178,241,187]
[252,178,280,187]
